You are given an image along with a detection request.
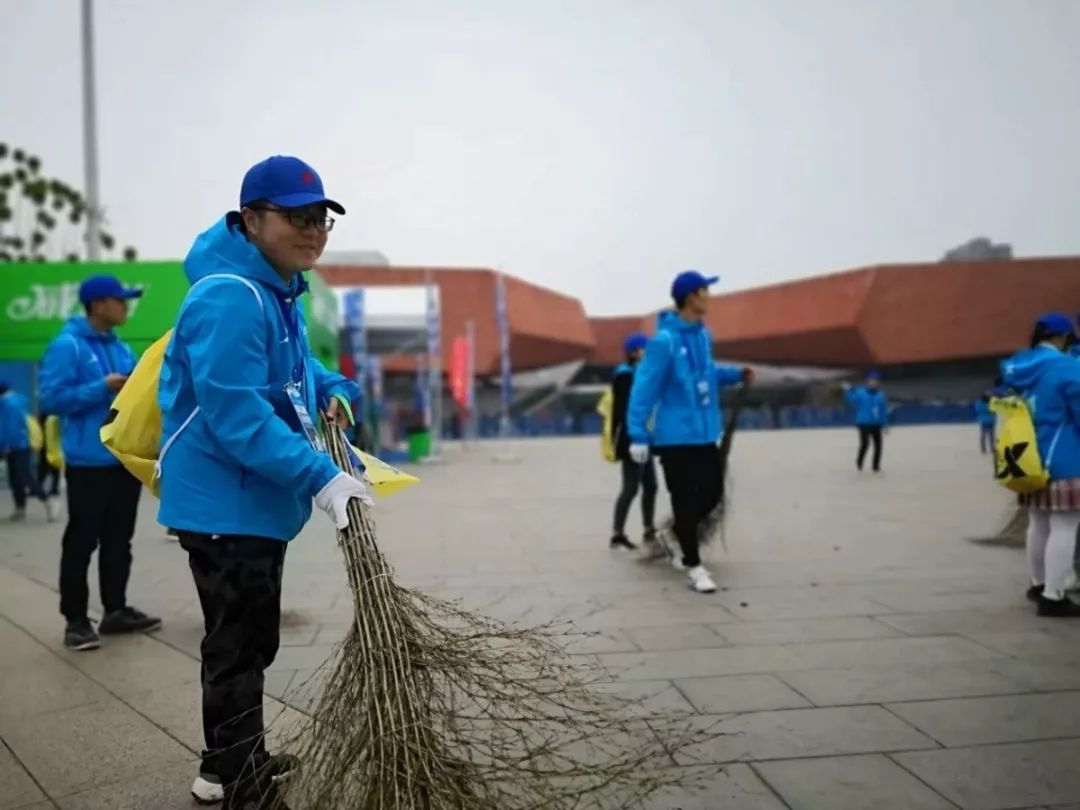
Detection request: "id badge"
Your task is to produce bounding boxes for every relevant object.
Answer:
[697,379,711,407]
[285,381,326,452]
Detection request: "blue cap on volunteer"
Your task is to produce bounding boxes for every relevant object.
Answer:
[623,332,648,355]
[866,369,882,381]
[1035,312,1075,337]
[240,156,345,215]
[671,270,719,302]
[78,275,143,305]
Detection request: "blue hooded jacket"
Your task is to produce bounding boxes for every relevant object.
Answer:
[973,398,995,427]
[39,317,137,466]
[844,386,889,427]
[0,391,32,453]
[157,215,360,542]
[627,311,743,447]
[1001,344,1080,481]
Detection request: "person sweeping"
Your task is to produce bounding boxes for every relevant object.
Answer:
[157,155,367,809]
[626,271,752,594]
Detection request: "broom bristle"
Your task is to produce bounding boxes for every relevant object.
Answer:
[277,423,726,809]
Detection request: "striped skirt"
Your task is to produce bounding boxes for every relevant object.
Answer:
[1020,478,1080,512]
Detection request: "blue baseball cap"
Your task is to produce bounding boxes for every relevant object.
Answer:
[671,270,719,301]
[78,275,143,305]
[866,369,882,381]
[240,156,345,215]
[623,332,648,354]
[1036,312,1075,336]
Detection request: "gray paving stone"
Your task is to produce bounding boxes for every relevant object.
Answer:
[782,635,999,672]
[886,691,1080,747]
[964,630,1080,660]
[58,632,199,698]
[623,623,727,652]
[713,590,888,621]
[596,645,799,681]
[54,767,197,810]
[755,754,954,810]
[714,616,902,646]
[674,706,936,764]
[2,699,193,798]
[894,738,1080,809]
[560,628,640,654]
[778,659,1026,706]
[675,674,812,713]
[638,764,788,809]
[875,609,1054,637]
[264,643,337,672]
[592,679,697,717]
[0,742,46,810]
[0,647,109,721]
[989,657,1080,692]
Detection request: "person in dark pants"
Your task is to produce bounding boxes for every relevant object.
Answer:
[159,156,366,809]
[626,271,752,594]
[39,276,160,652]
[37,414,61,497]
[609,332,660,556]
[843,371,889,472]
[974,392,996,454]
[0,385,56,522]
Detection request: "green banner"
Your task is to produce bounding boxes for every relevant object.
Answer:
[0,261,340,370]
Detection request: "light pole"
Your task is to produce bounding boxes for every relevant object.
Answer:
[81,0,102,261]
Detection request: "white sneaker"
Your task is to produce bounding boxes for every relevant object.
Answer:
[44,498,59,523]
[671,555,687,571]
[1066,570,1079,592]
[191,774,223,804]
[688,565,717,593]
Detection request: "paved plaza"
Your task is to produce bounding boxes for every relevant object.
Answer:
[3,426,1080,809]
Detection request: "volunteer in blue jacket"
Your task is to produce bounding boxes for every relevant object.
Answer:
[627,271,752,594]
[158,156,366,810]
[843,371,889,472]
[39,276,160,652]
[609,332,660,556]
[0,382,55,522]
[1001,313,1080,617]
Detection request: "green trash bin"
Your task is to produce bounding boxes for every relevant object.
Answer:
[407,429,431,462]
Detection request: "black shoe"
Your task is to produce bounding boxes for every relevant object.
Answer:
[1037,594,1080,617]
[98,606,162,635]
[64,619,101,651]
[1027,584,1045,602]
[610,535,638,551]
[224,777,290,810]
[197,751,298,800]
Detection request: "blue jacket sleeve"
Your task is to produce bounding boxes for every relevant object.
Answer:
[627,334,672,445]
[843,387,860,409]
[311,358,360,408]
[180,287,340,498]
[714,364,744,388]
[0,399,15,453]
[39,336,112,417]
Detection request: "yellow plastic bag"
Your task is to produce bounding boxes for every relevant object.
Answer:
[990,395,1050,494]
[44,415,63,469]
[596,386,616,463]
[100,329,418,498]
[26,415,43,452]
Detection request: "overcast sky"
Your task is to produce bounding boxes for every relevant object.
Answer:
[3,0,1079,315]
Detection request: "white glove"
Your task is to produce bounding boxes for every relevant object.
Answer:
[314,472,373,530]
[628,444,649,464]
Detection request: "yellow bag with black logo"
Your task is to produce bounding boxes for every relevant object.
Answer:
[100,330,418,498]
[990,395,1050,494]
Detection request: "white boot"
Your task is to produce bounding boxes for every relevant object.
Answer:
[688,565,716,593]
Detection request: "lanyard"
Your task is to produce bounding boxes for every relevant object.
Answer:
[274,292,306,383]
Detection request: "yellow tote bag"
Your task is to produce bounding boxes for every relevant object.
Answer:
[44,416,64,469]
[596,387,616,463]
[26,415,43,452]
[990,395,1050,494]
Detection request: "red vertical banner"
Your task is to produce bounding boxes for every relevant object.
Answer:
[450,336,470,410]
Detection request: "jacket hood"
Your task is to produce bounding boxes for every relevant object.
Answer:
[656,310,703,334]
[61,316,119,343]
[1002,344,1064,391]
[184,214,309,299]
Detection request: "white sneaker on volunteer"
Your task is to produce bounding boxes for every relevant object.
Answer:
[44,497,59,523]
[688,565,717,594]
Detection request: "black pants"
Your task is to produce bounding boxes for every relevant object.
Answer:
[980,424,994,455]
[857,426,883,471]
[179,533,286,800]
[59,465,141,620]
[38,452,61,496]
[7,448,45,509]
[613,457,658,535]
[659,444,723,568]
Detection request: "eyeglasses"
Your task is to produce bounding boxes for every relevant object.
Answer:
[248,205,335,233]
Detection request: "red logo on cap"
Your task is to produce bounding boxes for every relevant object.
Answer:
[300,171,314,185]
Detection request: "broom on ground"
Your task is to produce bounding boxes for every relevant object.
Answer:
[280,421,725,809]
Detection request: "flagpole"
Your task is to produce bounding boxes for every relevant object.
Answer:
[81,0,103,261]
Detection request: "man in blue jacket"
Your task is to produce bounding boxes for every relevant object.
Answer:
[39,275,160,652]
[627,271,752,594]
[0,382,55,522]
[843,371,889,472]
[974,392,996,454]
[158,156,366,810]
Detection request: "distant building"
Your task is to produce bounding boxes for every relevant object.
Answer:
[942,237,1013,262]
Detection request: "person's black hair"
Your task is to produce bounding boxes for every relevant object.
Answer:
[673,294,688,310]
[83,301,93,316]
[1030,322,1067,349]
